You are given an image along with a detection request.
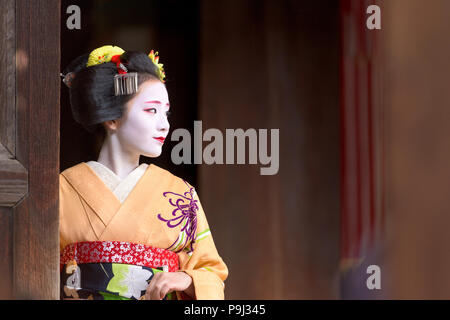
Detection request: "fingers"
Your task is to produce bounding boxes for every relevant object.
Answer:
[145,273,157,300]
[159,283,172,300]
[145,272,173,300]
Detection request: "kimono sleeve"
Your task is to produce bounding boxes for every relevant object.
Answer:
[175,188,228,300]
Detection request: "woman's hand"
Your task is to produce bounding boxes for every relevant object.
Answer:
[144,271,194,300]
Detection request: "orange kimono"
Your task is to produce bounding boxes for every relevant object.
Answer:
[59,162,228,300]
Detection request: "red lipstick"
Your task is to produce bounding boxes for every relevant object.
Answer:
[153,136,166,144]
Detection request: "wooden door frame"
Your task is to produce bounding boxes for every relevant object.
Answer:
[0,0,60,299]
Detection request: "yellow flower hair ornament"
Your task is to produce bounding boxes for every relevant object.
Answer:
[85,45,166,82]
[148,50,166,83]
[62,44,125,89]
[86,45,125,67]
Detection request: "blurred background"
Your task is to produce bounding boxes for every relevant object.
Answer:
[59,0,450,299]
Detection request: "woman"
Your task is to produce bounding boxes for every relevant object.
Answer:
[59,45,228,300]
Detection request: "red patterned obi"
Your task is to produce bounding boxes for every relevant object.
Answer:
[60,241,180,300]
[60,240,179,271]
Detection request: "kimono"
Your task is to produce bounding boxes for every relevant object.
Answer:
[59,161,228,300]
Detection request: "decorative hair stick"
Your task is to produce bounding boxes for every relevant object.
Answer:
[114,72,138,96]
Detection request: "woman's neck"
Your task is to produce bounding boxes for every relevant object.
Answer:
[96,133,140,179]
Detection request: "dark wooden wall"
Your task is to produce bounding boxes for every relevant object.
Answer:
[198,0,341,299]
[380,0,450,299]
[0,0,60,299]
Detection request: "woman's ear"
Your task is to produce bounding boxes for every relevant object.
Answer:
[103,119,120,131]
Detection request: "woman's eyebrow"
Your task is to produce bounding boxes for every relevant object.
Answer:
[144,100,170,107]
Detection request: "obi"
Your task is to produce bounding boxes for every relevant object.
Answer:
[60,241,179,300]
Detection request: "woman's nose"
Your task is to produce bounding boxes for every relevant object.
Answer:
[158,115,170,132]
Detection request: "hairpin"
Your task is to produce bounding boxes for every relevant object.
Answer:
[60,72,76,88]
[113,72,138,96]
[110,54,138,96]
[148,50,166,83]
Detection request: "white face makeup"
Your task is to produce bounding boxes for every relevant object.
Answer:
[113,79,170,158]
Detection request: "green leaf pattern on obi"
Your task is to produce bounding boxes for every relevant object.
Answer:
[106,264,152,299]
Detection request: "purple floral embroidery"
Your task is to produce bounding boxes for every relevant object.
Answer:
[157,180,198,254]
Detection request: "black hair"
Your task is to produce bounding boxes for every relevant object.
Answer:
[62,49,163,143]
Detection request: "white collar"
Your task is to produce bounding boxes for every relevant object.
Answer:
[85,161,149,203]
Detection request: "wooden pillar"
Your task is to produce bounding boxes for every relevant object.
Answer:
[0,0,60,299]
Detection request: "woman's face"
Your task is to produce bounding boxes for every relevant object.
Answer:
[112,79,170,158]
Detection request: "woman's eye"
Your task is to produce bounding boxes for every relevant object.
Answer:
[144,108,171,118]
[144,108,157,113]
